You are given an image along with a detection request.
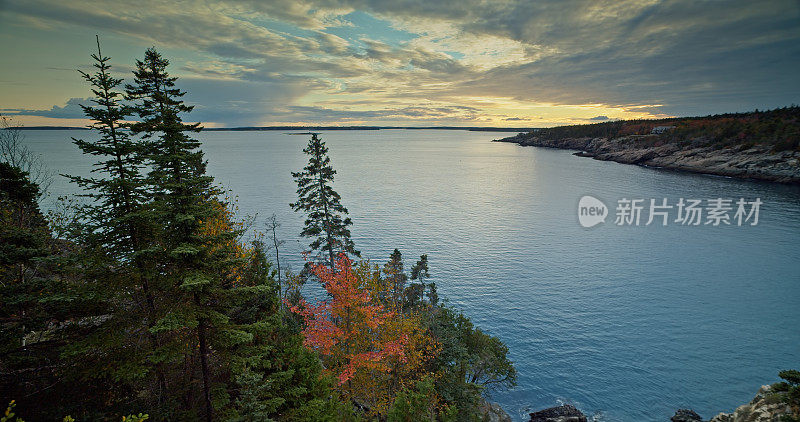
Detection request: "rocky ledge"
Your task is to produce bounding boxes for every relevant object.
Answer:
[529,404,587,422]
[671,384,798,422]
[494,134,800,184]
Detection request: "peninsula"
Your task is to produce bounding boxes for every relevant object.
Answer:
[495,107,800,184]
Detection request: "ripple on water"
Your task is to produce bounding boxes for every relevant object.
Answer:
[22,129,800,421]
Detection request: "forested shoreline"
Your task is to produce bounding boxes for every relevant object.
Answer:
[495,107,800,184]
[0,40,515,421]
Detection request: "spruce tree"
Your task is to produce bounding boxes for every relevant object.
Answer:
[383,248,407,308]
[410,254,431,307]
[290,134,359,267]
[125,47,298,421]
[68,36,148,257]
[226,242,354,421]
[125,47,225,421]
[124,47,350,421]
[63,37,168,415]
[0,162,52,394]
[0,161,105,419]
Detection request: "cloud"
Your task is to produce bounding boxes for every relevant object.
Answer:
[5,97,87,119]
[269,104,483,123]
[179,77,313,126]
[1,0,798,125]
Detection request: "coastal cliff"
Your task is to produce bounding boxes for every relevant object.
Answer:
[494,106,800,184]
[494,133,800,184]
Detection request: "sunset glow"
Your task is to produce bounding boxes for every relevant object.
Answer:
[1,0,797,127]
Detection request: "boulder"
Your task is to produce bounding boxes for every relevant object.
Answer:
[671,408,703,422]
[529,404,587,422]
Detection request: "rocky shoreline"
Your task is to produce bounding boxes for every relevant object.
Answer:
[494,133,800,184]
[506,381,798,422]
[672,384,797,422]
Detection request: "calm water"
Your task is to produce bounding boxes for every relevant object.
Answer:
[23,129,800,421]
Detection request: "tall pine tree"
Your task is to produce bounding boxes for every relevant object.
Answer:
[290,134,358,267]
[61,37,171,417]
[123,46,349,421]
[409,254,431,307]
[383,249,407,309]
[68,36,149,257]
[126,47,229,421]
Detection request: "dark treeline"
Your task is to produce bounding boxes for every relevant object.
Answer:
[0,39,515,421]
[531,106,800,151]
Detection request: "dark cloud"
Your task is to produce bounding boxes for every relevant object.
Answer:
[6,97,87,119]
[3,0,798,124]
[356,0,800,115]
[179,77,313,126]
[589,116,609,121]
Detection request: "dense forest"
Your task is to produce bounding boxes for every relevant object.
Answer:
[532,106,800,151]
[0,40,515,421]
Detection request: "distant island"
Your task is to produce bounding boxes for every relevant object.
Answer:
[495,106,800,184]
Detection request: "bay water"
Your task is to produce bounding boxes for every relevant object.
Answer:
[21,129,800,421]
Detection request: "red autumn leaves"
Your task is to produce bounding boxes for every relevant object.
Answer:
[289,254,409,385]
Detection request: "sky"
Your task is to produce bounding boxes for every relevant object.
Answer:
[0,0,798,128]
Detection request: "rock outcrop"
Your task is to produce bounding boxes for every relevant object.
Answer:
[671,408,703,421]
[494,134,800,184]
[671,384,797,422]
[529,404,587,422]
[479,399,513,422]
[709,384,796,422]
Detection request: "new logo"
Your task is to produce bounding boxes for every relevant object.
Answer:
[578,195,607,228]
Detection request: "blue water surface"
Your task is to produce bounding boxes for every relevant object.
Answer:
[24,129,800,421]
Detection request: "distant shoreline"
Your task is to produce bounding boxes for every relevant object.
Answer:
[5,126,535,132]
[495,133,800,184]
[494,106,800,184]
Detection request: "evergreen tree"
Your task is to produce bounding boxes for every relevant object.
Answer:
[426,282,439,308]
[68,36,148,257]
[0,162,51,389]
[0,161,103,419]
[410,255,429,285]
[408,254,430,308]
[0,163,49,284]
[124,47,317,421]
[225,232,353,421]
[387,377,449,422]
[290,134,358,267]
[383,248,407,308]
[125,47,230,421]
[61,38,170,416]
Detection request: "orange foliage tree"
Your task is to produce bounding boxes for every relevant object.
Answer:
[290,254,438,415]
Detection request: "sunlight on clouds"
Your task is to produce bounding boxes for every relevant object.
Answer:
[393,18,545,71]
[580,0,661,21]
[411,33,532,70]
[183,60,253,79]
[1,0,797,126]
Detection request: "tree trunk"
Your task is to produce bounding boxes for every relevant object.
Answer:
[198,317,213,422]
